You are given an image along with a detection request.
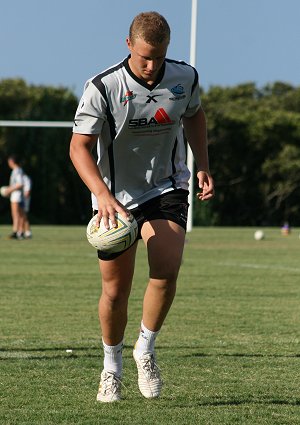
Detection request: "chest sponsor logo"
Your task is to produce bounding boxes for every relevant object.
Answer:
[129,108,173,128]
[169,84,186,101]
[121,90,136,105]
[146,94,162,103]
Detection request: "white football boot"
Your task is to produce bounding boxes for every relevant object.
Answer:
[96,370,122,402]
[133,349,162,398]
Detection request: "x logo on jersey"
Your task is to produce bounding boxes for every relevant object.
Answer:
[146,94,161,103]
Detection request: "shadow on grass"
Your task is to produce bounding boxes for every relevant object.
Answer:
[182,352,300,359]
[1,346,300,361]
[194,399,300,407]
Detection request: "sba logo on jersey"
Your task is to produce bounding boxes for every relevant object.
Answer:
[129,108,173,128]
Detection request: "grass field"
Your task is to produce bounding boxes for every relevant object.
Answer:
[1,225,300,424]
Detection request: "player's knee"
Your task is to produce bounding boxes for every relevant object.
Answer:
[149,258,181,283]
[101,283,130,306]
[149,268,179,287]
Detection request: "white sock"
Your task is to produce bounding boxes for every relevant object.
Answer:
[134,321,160,356]
[102,339,123,378]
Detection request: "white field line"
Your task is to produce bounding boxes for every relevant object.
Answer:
[0,350,76,360]
[218,262,300,273]
[1,352,34,359]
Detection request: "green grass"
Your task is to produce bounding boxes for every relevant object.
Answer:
[1,225,300,424]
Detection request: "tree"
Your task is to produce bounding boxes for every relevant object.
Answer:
[194,82,300,226]
[0,78,90,224]
[1,78,300,226]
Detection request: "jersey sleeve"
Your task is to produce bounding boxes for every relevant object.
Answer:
[183,67,201,118]
[73,80,106,134]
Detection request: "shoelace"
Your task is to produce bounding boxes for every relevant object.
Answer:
[140,354,160,379]
[102,373,121,395]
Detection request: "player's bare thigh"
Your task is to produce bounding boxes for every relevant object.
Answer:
[141,219,186,281]
[98,241,139,298]
[11,202,22,223]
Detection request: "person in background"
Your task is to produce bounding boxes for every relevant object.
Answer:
[22,173,32,239]
[70,11,214,403]
[6,154,25,240]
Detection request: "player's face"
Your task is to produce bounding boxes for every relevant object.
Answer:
[7,158,14,169]
[127,37,168,84]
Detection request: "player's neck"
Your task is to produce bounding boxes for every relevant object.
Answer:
[128,58,160,86]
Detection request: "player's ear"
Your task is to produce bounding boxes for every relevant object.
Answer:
[126,37,132,50]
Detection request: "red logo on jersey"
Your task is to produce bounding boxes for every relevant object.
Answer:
[154,108,172,124]
[121,90,136,105]
[128,108,173,128]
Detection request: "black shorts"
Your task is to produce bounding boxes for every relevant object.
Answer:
[96,188,189,261]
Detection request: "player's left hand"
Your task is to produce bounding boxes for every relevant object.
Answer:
[196,171,214,201]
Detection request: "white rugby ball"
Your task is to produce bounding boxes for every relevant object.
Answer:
[86,212,138,253]
[0,186,9,198]
[254,230,265,241]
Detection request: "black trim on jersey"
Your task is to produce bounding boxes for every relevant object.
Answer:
[92,76,106,97]
[165,58,199,96]
[92,68,121,196]
[191,67,199,94]
[124,56,165,91]
[92,61,124,86]
[92,77,117,195]
[107,102,117,196]
[168,137,178,188]
[108,144,116,196]
[91,75,117,140]
[164,58,189,66]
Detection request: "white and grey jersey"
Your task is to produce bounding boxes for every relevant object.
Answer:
[73,56,201,210]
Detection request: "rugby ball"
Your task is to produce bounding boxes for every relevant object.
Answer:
[254,230,265,241]
[0,186,9,198]
[86,212,138,253]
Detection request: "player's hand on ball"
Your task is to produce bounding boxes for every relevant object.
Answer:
[95,190,129,229]
[86,212,138,253]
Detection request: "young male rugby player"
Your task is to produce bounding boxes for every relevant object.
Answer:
[70,11,214,402]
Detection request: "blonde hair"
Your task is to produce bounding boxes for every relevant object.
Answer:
[129,11,170,46]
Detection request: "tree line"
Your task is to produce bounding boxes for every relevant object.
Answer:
[0,78,299,226]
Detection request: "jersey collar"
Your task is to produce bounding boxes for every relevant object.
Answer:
[123,55,165,91]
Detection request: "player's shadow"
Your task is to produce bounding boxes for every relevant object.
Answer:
[180,351,300,359]
[161,397,300,407]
